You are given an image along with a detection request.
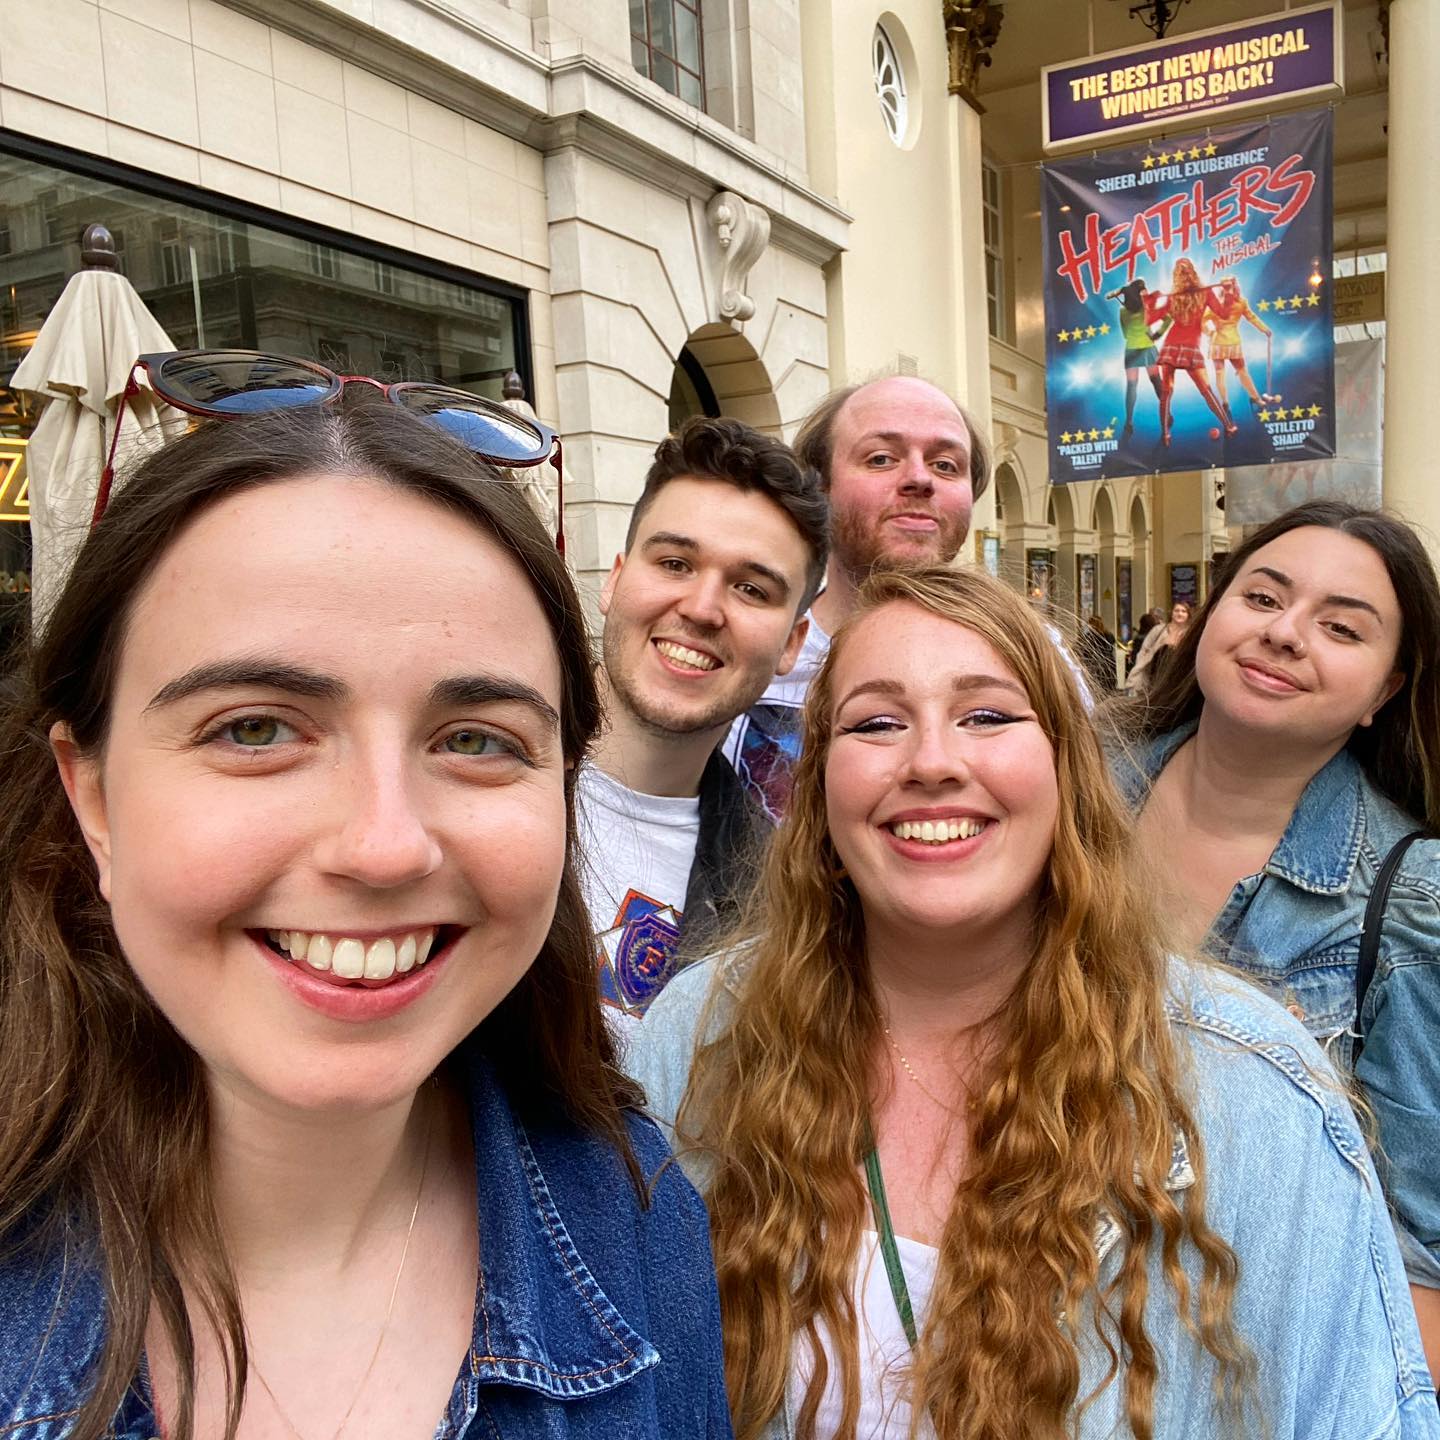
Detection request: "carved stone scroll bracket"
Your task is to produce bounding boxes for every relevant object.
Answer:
[992,421,1019,471]
[706,190,771,326]
[943,0,1005,113]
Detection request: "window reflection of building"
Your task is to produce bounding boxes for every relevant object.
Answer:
[630,0,705,108]
[0,142,530,467]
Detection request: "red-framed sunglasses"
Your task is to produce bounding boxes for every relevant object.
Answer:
[98,349,565,553]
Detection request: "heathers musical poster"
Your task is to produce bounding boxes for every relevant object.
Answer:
[1042,107,1335,483]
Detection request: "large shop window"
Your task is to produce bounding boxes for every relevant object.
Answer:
[630,0,705,109]
[0,135,531,631]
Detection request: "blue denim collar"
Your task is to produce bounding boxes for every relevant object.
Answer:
[1134,723,1365,894]
[463,1056,660,1398]
[12,1063,661,1440]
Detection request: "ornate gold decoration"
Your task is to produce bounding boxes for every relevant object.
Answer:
[943,0,1005,111]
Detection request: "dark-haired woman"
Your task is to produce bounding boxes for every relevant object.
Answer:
[1111,500,1440,1381]
[0,392,730,1438]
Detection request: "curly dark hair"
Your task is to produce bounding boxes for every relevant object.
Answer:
[625,415,829,611]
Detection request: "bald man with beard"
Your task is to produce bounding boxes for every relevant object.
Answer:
[725,377,990,819]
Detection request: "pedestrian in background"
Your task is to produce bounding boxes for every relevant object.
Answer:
[1125,600,1191,692]
[1125,606,1163,681]
[1079,612,1118,694]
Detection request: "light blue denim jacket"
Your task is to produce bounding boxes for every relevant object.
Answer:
[630,953,1440,1439]
[1115,725,1440,1289]
[0,1049,733,1439]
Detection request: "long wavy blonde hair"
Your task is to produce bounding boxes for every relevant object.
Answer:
[1167,257,1211,327]
[678,567,1253,1440]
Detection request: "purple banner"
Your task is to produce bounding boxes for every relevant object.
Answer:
[1043,2,1341,151]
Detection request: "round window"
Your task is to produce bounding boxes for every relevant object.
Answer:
[873,24,908,147]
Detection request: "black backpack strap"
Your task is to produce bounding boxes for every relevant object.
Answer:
[1353,829,1428,1064]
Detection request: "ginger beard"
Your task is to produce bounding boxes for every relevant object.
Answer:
[829,488,970,583]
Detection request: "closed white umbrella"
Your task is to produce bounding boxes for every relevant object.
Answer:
[11,225,184,632]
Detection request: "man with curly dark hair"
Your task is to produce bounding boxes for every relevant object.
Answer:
[579,416,828,1045]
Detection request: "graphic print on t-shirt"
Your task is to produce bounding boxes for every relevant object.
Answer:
[730,701,806,823]
[597,889,684,1018]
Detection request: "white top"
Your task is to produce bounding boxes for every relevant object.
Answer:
[574,764,700,1050]
[795,1228,939,1439]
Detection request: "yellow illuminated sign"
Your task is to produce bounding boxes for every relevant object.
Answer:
[0,438,29,522]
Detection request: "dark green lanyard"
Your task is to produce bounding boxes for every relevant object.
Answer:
[863,1141,919,1349]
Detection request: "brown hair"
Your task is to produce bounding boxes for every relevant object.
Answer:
[1116,501,1440,828]
[625,415,829,611]
[793,377,993,502]
[678,566,1252,1440]
[0,401,639,1440]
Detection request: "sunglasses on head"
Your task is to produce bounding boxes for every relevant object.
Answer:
[98,349,565,553]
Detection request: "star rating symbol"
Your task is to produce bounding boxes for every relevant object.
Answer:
[1257,299,1271,312]
[1258,408,1272,422]
[1156,149,1171,164]
[1084,325,1097,339]
[1306,292,1320,307]
[1307,404,1322,418]
[1289,295,1304,309]
[1060,430,1073,444]
[1088,427,1101,441]
[1102,425,1115,439]
[1188,145,1201,160]
[1289,405,1304,420]
[1098,322,1111,335]
[1142,154,1155,169]
[1203,141,1217,157]
[1057,329,1070,342]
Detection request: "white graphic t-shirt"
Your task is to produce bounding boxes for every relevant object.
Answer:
[575,764,701,1051]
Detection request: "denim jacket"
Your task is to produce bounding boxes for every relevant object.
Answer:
[1,1051,733,1439]
[1115,724,1440,1288]
[630,953,1440,1439]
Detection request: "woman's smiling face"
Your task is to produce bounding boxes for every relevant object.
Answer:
[824,601,1059,961]
[1195,526,1403,750]
[56,473,567,1116]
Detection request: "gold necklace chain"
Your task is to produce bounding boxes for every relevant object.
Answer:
[249,1106,435,1440]
[882,1021,964,1112]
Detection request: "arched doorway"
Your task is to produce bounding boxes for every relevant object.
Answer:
[667,322,782,434]
[1049,483,1076,612]
[668,346,720,428]
[1130,492,1150,621]
[994,461,1025,588]
[1093,485,1117,632]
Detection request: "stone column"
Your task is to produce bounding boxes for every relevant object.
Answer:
[945,1,1005,542]
[1381,0,1440,557]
